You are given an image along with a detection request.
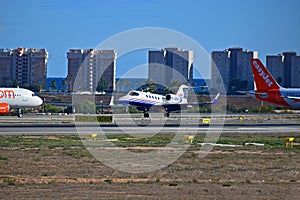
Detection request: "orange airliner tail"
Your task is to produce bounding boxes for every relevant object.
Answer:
[250,58,281,91]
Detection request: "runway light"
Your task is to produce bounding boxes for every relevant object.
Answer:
[184,135,194,144]
[283,137,294,148]
[87,133,97,141]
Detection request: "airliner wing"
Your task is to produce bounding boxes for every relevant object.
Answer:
[281,95,300,100]
[238,91,268,97]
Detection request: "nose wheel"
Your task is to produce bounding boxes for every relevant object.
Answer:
[18,108,23,118]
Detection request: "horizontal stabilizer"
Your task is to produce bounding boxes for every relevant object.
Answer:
[188,93,220,105]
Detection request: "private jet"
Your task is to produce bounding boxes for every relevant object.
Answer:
[119,85,220,117]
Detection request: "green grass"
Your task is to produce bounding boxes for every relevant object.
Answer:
[0,135,83,148]
[0,155,8,160]
[0,135,90,159]
[104,133,175,147]
[0,133,299,151]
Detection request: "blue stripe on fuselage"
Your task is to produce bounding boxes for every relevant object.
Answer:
[127,98,159,107]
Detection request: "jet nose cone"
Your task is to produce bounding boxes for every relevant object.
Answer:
[36,97,43,106]
[119,96,129,104]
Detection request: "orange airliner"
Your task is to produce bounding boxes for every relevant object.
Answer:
[244,58,300,109]
[0,87,43,117]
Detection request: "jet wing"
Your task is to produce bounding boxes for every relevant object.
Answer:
[160,93,220,112]
[187,93,220,105]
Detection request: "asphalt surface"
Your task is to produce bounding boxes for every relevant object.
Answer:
[0,113,299,135]
[0,123,299,135]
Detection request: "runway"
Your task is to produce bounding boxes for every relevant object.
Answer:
[0,123,299,135]
[0,113,300,135]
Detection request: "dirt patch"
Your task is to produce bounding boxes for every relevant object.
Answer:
[0,135,300,199]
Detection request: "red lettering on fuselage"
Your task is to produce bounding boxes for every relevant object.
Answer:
[0,90,15,99]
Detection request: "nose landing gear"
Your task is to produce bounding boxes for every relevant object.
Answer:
[18,108,23,118]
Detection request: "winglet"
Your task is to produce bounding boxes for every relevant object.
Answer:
[176,85,189,99]
[211,93,220,104]
[109,96,114,106]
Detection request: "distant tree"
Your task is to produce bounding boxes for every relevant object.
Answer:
[125,80,131,90]
[50,80,57,91]
[44,104,62,113]
[64,106,73,114]
[66,75,73,91]
[96,78,108,92]
[170,80,182,88]
[118,79,131,91]
[163,86,172,95]
[62,79,67,91]
[28,84,42,92]
[12,79,19,87]
[144,79,158,93]
[22,83,29,89]
[118,79,125,92]
[75,100,96,114]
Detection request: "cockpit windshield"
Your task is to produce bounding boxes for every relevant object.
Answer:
[129,91,140,96]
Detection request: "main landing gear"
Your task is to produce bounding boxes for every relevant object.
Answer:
[164,107,170,117]
[142,107,170,118]
[143,111,170,118]
[143,107,150,118]
[143,112,150,118]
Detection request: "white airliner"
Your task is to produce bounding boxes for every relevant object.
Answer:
[119,85,220,117]
[241,58,300,109]
[0,87,43,117]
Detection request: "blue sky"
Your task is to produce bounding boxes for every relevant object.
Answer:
[0,0,300,78]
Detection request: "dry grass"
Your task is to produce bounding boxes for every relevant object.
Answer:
[0,134,300,199]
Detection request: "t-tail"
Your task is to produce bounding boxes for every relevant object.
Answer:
[176,85,189,103]
[251,58,281,91]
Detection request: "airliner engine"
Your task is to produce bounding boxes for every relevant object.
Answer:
[0,102,10,115]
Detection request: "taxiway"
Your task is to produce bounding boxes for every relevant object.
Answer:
[0,123,299,135]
